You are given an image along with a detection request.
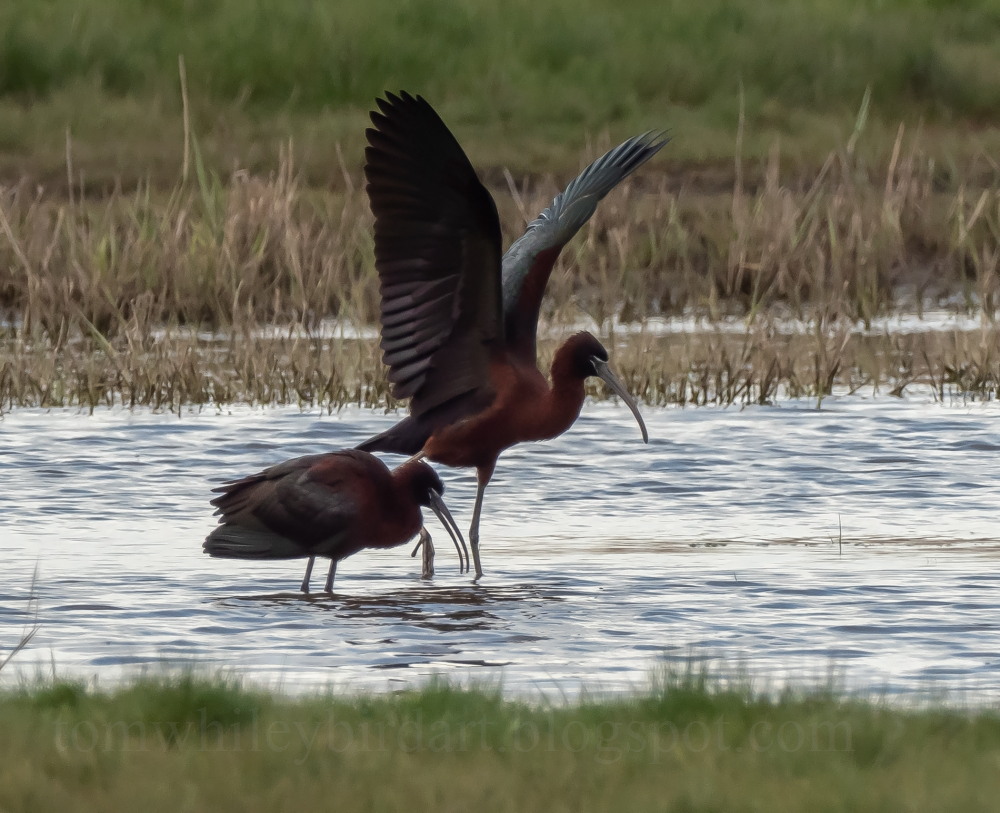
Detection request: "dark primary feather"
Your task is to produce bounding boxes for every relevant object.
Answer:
[365,91,505,419]
[501,131,669,362]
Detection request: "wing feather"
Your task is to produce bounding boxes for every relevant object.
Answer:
[207,453,368,554]
[365,91,503,417]
[501,131,669,361]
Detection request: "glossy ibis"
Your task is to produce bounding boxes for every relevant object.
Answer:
[204,450,468,592]
[358,92,664,579]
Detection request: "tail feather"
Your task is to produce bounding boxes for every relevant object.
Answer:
[355,416,428,456]
[355,392,487,455]
[203,525,307,560]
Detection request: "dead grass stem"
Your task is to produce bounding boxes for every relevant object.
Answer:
[1,128,998,410]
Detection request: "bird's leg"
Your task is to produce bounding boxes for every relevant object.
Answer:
[469,470,490,581]
[411,527,435,578]
[422,532,434,578]
[300,557,315,593]
[418,528,435,579]
[324,560,337,593]
[410,534,424,556]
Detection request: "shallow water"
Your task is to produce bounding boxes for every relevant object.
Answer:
[2,395,1000,701]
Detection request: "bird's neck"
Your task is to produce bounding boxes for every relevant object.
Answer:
[535,358,586,440]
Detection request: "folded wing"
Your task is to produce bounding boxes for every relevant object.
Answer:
[205,453,362,555]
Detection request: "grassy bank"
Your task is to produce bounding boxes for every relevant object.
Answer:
[2,672,999,812]
[2,0,1000,187]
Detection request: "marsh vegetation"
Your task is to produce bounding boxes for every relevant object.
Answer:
[2,126,999,411]
[2,1,999,412]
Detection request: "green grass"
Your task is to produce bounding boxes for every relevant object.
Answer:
[3,671,1000,812]
[2,0,1000,187]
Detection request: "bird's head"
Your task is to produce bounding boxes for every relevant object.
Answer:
[397,460,469,572]
[559,332,649,444]
[404,460,446,505]
[561,331,611,380]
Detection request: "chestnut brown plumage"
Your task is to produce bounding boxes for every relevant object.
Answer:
[358,92,665,578]
[204,450,467,592]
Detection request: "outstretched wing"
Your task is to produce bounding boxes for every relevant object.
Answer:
[365,91,504,419]
[501,131,669,362]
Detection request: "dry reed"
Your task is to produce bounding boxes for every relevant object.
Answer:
[4,323,1000,413]
[1,128,998,411]
[0,568,39,675]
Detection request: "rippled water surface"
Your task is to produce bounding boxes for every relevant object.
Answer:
[3,396,1000,701]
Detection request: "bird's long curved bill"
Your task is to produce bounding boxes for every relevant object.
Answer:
[593,360,649,443]
[428,489,470,574]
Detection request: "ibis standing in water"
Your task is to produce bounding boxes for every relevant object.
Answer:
[357,92,666,579]
[204,451,468,592]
